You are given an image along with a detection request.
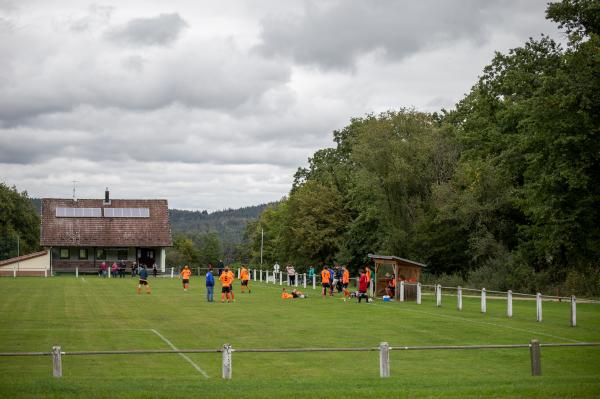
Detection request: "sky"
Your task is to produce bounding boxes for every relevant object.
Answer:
[0,0,562,211]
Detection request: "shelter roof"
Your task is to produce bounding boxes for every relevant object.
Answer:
[368,253,427,268]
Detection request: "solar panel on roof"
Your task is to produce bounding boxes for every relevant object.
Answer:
[102,208,150,218]
[55,207,101,217]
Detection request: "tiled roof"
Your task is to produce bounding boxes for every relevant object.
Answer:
[0,251,48,267]
[40,198,172,247]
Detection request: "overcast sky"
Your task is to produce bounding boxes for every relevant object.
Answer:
[0,0,561,210]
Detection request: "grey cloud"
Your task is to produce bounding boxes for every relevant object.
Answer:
[69,5,114,33]
[105,13,188,46]
[256,0,551,69]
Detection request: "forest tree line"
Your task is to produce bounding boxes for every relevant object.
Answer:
[244,0,600,295]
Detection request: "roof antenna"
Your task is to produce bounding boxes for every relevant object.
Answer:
[72,180,78,202]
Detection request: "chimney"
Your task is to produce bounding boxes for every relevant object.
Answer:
[104,188,111,205]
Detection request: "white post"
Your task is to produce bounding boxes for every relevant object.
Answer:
[571,295,576,327]
[76,267,79,279]
[303,273,307,289]
[312,274,316,290]
[253,269,257,281]
[436,284,442,307]
[416,282,422,304]
[222,344,232,379]
[13,265,16,278]
[108,265,111,278]
[52,346,62,378]
[260,269,263,282]
[287,274,290,286]
[481,288,487,313]
[279,272,282,285]
[457,286,463,310]
[44,269,48,278]
[507,290,513,318]
[295,274,298,287]
[369,279,374,298]
[379,342,390,378]
[536,293,542,322]
[399,281,405,302]
[170,267,174,278]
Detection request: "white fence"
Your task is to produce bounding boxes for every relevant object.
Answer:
[2,340,598,379]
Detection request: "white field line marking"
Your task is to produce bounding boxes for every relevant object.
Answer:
[81,277,87,283]
[150,329,209,378]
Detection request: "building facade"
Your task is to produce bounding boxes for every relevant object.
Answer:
[40,192,172,273]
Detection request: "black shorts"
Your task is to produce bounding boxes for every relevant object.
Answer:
[182,279,189,284]
[322,283,330,288]
[241,280,248,286]
[222,286,231,293]
[139,279,148,285]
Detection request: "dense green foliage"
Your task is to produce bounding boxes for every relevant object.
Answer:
[1,277,599,398]
[245,1,600,295]
[0,183,40,260]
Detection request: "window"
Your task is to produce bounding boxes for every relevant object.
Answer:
[96,249,106,260]
[56,207,101,217]
[60,248,70,259]
[103,208,150,218]
[79,248,88,260]
[117,249,128,260]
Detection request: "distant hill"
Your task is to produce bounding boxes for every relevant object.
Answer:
[30,198,270,245]
[169,204,273,244]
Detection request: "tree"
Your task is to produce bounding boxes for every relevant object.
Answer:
[0,183,40,260]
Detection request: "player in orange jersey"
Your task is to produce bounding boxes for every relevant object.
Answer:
[180,265,192,291]
[321,266,330,297]
[227,267,235,301]
[219,266,232,303]
[240,265,251,293]
[342,266,350,301]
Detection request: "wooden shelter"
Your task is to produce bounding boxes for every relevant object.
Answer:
[368,254,426,299]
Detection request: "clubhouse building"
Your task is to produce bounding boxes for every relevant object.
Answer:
[40,190,172,273]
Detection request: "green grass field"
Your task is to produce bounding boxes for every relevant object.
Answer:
[0,276,599,398]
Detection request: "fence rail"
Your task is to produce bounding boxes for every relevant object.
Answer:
[1,340,598,379]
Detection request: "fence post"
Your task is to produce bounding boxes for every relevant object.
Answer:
[260,269,263,282]
[571,296,577,327]
[416,283,421,304]
[436,284,442,307]
[44,269,48,278]
[457,286,462,311]
[279,272,282,285]
[222,344,232,379]
[507,290,513,318]
[76,267,79,279]
[170,267,174,278]
[481,288,487,313]
[13,265,16,278]
[312,274,316,290]
[266,270,269,284]
[197,267,200,277]
[379,342,390,378]
[369,279,374,298]
[536,293,542,322]
[530,339,541,376]
[52,346,62,378]
[399,281,405,302]
[287,274,290,286]
[303,273,307,289]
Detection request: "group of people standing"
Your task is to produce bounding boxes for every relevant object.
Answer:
[204,264,252,303]
[99,261,158,279]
